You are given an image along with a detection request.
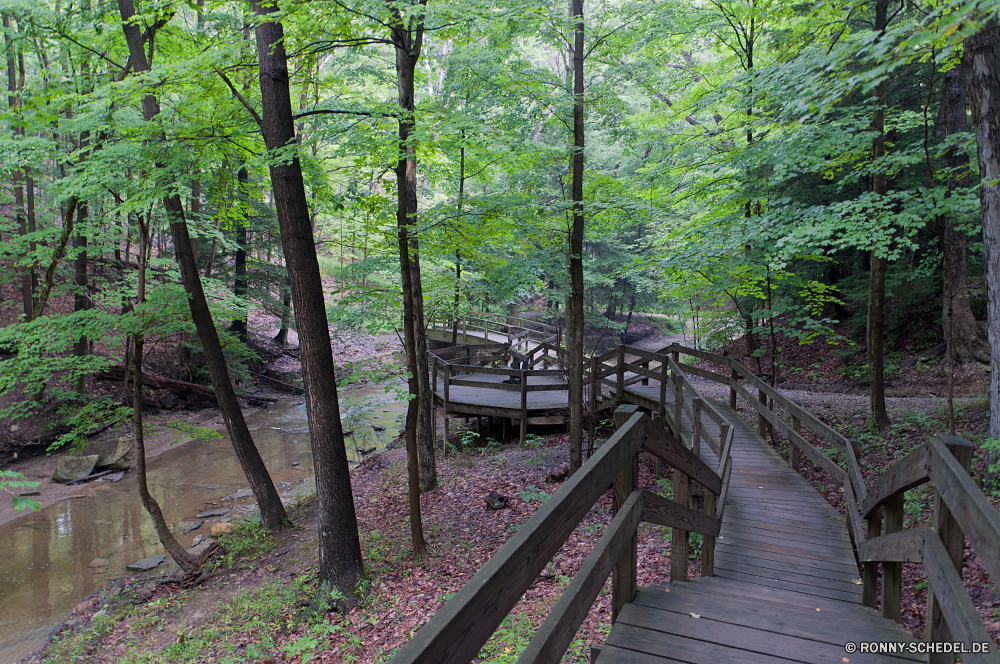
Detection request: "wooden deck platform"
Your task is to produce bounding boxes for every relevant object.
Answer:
[432,372,569,426]
[600,384,919,663]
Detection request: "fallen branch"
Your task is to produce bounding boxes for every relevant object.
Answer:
[66,469,119,485]
[96,367,279,406]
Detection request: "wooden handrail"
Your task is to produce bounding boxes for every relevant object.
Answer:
[387,410,648,664]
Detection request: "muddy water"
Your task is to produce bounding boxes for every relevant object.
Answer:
[0,384,406,663]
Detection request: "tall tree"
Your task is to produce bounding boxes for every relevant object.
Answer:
[131,208,198,574]
[390,0,436,493]
[867,0,891,433]
[568,0,585,474]
[252,0,367,600]
[116,0,287,531]
[938,61,988,367]
[964,17,1000,446]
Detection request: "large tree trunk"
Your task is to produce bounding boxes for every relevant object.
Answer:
[132,212,198,573]
[568,0,585,474]
[117,0,287,531]
[391,9,436,492]
[964,18,1000,443]
[4,14,31,321]
[867,0,891,433]
[252,0,366,599]
[230,167,250,343]
[939,62,989,367]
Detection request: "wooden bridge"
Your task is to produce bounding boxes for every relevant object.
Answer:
[390,341,1000,664]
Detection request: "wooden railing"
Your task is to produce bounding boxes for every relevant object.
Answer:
[428,311,561,354]
[388,405,730,664]
[596,343,1000,662]
[428,341,570,447]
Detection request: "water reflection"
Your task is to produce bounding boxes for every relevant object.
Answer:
[0,385,405,663]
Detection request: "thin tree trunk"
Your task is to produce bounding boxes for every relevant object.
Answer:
[117,0,287,531]
[964,18,1000,444]
[252,0,366,597]
[190,179,201,262]
[451,138,465,346]
[74,202,90,393]
[867,0,891,433]
[230,167,249,343]
[132,210,198,573]
[568,0,585,474]
[204,214,222,277]
[274,279,291,346]
[391,5,436,492]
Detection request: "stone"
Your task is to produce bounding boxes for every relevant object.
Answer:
[88,558,109,568]
[176,520,203,533]
[18,490,40,496]
[126,554,167,572]
[195,508,230,518]
[97,437,136,471]
[187,537,217,557]
[192,536,203,546]
[210,522,235,536]
[222,488,253,501]
[107,472,126,483]
[52,455,101,483]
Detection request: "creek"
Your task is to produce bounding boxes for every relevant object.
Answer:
[0,382,407,663]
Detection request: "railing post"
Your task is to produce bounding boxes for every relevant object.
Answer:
[463,317,467,342]
[702,486,717,576]
[443,365,451,455]
[862,506,882,608]
[671,465,690,583]
[432,355,439,393]
[590,356,598,412]
[616,346,625,404]
[658,361,668,420]
[691,398,702,458]
[927,437,973,663]
[519,370,528,446]
[790,416,801,471]
[729,366,738,410]
[757,383,768,439]
[641,359,649,386]
[882,493,904,622]
[612,405,640,622]
[673,358,682,442]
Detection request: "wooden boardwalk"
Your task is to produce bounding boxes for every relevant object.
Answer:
[604,384,919,663]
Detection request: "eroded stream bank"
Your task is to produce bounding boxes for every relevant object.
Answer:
[0,382,407,664]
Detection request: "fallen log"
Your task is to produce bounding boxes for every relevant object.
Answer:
[96,367,278,407]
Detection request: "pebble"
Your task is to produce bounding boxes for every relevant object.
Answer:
[196,508,230,518]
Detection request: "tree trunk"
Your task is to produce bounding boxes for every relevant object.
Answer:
[117,0,287,531]
[190,179,201,262]
[964,18,1000,442]
[568,0,585,475]
[867,0,891,433]
[5,14,31,321]
[273,279,292,346]
[391,9,436,492]
[131,210,198,574]
[938,62,989,367]
[230,167,249,343]
[252,0,366,598]
[74,202,90,393]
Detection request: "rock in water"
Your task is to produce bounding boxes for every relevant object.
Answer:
[175,520,204,533]
[195,508,230,518]
[126,554,167,572]
[88,558,109,568]
[98,436,136,471]
[52,456,101,483]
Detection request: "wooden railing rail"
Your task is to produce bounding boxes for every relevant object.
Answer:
[852,436,1000,663]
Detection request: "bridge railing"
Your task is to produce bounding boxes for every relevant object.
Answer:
[388,405,729,664]
[428,341,570,447]
[428,311,560,354]
[602,343,1000,661]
